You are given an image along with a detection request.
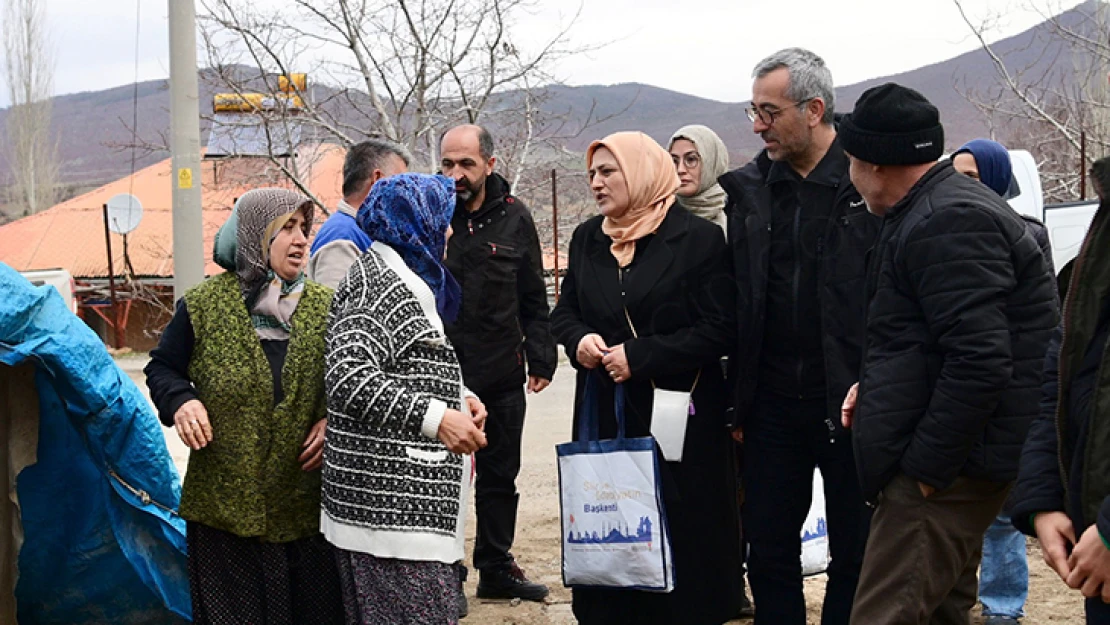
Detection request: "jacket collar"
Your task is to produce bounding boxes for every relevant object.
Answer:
[883,160,955,220]
[457,172,512,220]
[337,199,358,218]
[588,205,689,316]
[766,136,846,188]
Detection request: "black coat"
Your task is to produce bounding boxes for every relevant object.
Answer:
[1012,200,1110,538]
[854,161,1059,502]
[444,173,556,394]
[719,147,880,432]
[550,205,741,625]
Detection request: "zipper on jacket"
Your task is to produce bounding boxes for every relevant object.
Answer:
[468,219,474,236]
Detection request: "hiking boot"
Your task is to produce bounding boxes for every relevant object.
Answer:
[476,561,549,602]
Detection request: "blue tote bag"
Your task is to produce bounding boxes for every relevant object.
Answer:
[556,372,675,592]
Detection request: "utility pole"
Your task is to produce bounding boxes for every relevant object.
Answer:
[168,0,205,300]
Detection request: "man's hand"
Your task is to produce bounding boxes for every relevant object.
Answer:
[576,334,608,369]
[298,419,327,471]
[438,409,488,455]
[731,427,744,444]
[1067,523,1110,600]
[841,382,859,429]
[466,396,488,431]
[918,482,936,498]
[601,344,630,383]
[1035,511,1077,582]
[527,375,550,394]
[173,399,213,450]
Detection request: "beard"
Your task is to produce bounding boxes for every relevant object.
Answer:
[455,175,483,204]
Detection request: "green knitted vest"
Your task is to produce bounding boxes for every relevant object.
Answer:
[181,272,332,542]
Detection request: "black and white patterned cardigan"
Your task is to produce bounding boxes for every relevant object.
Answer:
[321,242,470,563]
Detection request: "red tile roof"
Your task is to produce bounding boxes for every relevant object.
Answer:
[0,144,345,279]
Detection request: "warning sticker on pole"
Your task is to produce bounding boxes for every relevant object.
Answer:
[177,168,194,189]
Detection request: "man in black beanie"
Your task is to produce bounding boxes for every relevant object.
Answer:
[838,83,1058,624]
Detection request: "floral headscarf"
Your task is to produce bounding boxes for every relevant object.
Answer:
[356,173,461,322]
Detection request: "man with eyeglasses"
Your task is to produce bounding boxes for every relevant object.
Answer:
[719,47,878,625]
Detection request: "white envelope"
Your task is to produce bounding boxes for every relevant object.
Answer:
[650,388,691,462]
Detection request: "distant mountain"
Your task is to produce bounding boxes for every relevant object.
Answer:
[2,0,1092,194]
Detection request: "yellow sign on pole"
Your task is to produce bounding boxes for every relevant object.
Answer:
[177,168,194,189]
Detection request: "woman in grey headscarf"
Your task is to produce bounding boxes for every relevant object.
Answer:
[145,188,343,625]
[669,125,730,236]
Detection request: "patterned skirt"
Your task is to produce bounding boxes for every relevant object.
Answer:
[335,548,460,625]
[187,521,344,625]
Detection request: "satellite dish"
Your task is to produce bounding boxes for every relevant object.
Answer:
[107,193,143,235]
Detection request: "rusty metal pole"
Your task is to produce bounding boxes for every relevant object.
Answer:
[102,204,122,349]
[551,169,560,302]
[1081,130,1088,201]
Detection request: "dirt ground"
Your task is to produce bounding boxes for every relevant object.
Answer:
[118,356,1088,624]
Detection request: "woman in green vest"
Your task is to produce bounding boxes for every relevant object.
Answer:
[145,188,343,625]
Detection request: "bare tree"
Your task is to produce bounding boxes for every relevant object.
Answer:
[192,0,618,211]
[954,0,1110,201]
[3,0,58,216]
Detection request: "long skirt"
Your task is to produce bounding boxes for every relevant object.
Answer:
[335,548,460,625]
[187,521,344,625]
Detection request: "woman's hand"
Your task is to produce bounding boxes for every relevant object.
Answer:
[576,334,609,369]
[298,419,327,471]
[601,344,630,383]
[174,399,213,450]
[438,409,488,455]
[466,396,488,431]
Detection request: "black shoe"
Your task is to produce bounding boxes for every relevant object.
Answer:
[476,562,549,602]
[456,563,469,619]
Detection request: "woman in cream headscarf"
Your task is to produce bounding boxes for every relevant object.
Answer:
[145,189,343,625]
[668,124,730,236]
[550,131,742,624]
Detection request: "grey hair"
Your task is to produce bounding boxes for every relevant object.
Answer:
[752,48,836,124]
[342,138,412,196]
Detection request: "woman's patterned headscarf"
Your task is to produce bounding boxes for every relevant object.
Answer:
[232,188,314,339]
[355,173,461,322]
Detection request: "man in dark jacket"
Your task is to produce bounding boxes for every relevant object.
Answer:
[721,47,878,625]
[440,124,557,601]
[1010,156,1110,624]
[839,84,1058,624]
[952,138,1054,625]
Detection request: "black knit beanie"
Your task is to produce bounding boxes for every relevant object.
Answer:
[839,83,944,165]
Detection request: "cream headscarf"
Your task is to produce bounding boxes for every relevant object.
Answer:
[587,131,679,268]
[669,124,729,232]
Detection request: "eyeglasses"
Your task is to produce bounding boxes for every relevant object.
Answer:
[671,153,701,170]
[746,97,815,125]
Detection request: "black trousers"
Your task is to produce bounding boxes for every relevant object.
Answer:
[1090,598,1110,624]
[472,386,526,572]
[742,392,870,625]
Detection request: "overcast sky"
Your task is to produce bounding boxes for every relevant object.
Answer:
[39,0,1085,107]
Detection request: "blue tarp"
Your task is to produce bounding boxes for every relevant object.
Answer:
[0,263,191,623]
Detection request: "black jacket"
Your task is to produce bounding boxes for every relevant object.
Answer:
[720,143,879,431]
[854,161,1058,502]
[1012,200,1110,539]
[550,205,741,623]
[444,173,556,394]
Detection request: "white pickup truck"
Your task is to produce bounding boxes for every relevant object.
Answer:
[1008,150,1098,271]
